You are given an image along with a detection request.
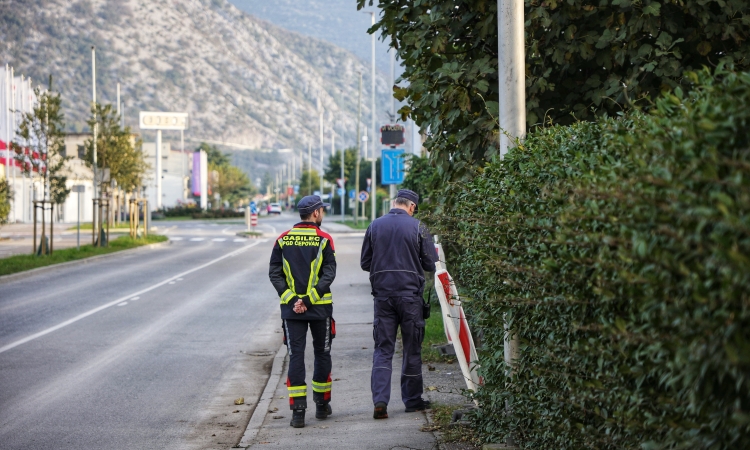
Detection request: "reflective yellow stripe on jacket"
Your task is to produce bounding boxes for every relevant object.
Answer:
[278,229,332,305]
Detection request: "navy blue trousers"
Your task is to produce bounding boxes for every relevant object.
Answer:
[371,296,425,408]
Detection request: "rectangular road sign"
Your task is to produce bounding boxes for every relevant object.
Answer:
[139,111,189,130]
[381,149,405,185]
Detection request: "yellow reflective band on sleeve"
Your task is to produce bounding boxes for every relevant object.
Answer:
[288,385,307,397]
[280,289,295,304]
[282,257,295,294]
[309,288,332,305]
[312,381,332,393]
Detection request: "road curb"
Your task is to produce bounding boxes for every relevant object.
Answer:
[0,240,172,285]
[239,343,287,448]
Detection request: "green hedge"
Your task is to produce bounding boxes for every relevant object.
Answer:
[432,69,750,449]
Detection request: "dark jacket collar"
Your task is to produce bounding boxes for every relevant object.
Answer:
[294,222,320,228]
[388,208,410,216]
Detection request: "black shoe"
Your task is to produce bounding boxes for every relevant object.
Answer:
[373,401,388,419]
[405,399,431,412]
[290,409,305,428]
[315,403,332,419]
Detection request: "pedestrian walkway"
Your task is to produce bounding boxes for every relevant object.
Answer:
[241,232,436,450]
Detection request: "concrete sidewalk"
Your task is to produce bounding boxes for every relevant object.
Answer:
[240,232,437,450]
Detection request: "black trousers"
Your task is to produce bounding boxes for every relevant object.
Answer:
[283,317,334,410]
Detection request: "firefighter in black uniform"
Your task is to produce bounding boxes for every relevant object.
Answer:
[268,195,337,428]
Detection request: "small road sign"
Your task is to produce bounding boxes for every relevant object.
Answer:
[337,188,344,196]
[358,191,370,203]
[381,149,405,185]
[250,213,258,227]
[349,190,356,199]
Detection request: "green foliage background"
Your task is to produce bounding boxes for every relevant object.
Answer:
[360,0,750,181]
[0,179,11,225]
[428,70,750,448]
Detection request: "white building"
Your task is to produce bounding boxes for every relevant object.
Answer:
[141,141,192,212]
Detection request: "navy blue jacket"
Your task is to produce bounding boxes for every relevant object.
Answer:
[360,208,437,297]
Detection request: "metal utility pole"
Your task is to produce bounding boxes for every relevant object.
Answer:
[4,64,9,181]
[318,107,324,195]
[368,11,377,221]
[355,71,362,224]
[91,46,98,202]
[307,142,312,195]
[181,129,185,201]
[498,0,525,447]
[339,131,344,221]
[363,130,369,221]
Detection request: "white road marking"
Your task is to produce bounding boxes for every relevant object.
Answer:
[170,237,183,241]
[130,297,140,301]
[212,238,226,242]
[234,238,247,242]
[117,302,128,306]
[169,282,176,285]
[0,240,266,355]
[189,238,204,242]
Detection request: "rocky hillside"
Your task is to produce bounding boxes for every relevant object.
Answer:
[0,0,390,153]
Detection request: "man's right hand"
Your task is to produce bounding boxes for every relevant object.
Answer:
[293,298,307,314]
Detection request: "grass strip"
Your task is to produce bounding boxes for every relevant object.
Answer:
[67,222,132,230]
[0,235,168,277]
[422,289,454,363]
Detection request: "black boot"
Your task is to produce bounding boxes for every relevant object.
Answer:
[290,409,305,428]
[373,401,388,419]
[315,403,332,419]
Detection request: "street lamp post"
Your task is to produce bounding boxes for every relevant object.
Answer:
[498,0,526,447]
[355,71,362,225]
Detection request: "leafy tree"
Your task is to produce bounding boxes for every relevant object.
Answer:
[359,0,750,180]
[210,163,255,207]
[197,142,231,167]
[0,179,11,225]
[85,104,148,192]
[196,142,255,207]
[12,79,69,204]
[323,147,359,186]
[296,163,320,197]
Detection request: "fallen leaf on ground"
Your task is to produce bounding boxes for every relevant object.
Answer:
[279,396,286,399]
[333,378,341,381]
[233,410,240,413]
[234,397,244,405]
[268,407,278,413]
[272,415,285,419]
[319,425,328,429]
[421,425,441,432]
[428,365,436,371]
[426,386,437,391]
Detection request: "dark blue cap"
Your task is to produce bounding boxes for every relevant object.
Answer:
[397,189,419,211]
[298,195,330,215]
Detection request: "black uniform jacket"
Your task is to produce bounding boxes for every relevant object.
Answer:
[360,208,437,297]
[269,222,336,320]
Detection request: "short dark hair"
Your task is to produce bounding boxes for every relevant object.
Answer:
[300,212,313,221]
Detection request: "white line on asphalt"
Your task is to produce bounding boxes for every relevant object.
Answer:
[233,238,247,242]
[170,237,183,241]
[212,238,226,242]
[130,297,140,301]
[0,240,266,355]
[117,302,128,306]
[189,238,204,242]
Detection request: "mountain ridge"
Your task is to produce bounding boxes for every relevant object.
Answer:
[0,0,389,157]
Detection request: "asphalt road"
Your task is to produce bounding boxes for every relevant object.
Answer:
[0,214,297,449]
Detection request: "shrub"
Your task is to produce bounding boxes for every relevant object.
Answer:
[431,69,750,449]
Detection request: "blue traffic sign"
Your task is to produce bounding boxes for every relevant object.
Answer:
[358,191,370,202]
[381,149,405,185]
[349,189,356,199]
[337,188,344,196]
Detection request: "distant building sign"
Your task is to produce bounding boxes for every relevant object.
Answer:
[380,124,405,147]
[139,112,189,130]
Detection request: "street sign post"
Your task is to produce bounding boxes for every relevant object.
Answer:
[358,191,369,203]
[381,149,405,185]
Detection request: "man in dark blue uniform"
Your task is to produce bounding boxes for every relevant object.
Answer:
[360,189,437,419]
[269,195,337,428]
